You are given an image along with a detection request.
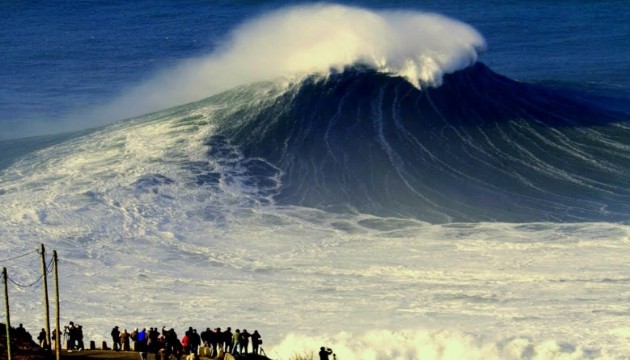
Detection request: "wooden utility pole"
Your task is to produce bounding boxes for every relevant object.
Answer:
[53,250,60,360]
[40,244,51,350]
[3,267,12,360]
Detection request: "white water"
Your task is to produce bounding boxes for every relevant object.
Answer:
[1,85,629,359]
[85,4,484,125]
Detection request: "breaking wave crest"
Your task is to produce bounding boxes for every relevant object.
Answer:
[92,4,484,123]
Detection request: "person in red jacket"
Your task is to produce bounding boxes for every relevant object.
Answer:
[181,332,190,354]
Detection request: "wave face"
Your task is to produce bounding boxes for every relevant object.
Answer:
[213,63,630,223]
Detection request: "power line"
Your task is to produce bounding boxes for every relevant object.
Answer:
[0,249,38,263]
[7,272,45,288]
[46,257,54,273]
[2,246,61,360]
[5,257,53,288]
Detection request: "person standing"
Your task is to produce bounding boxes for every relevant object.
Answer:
[214,327,223,352]
[131,328,139,350]
[251,330,262,354]
[190,329,201,356]
[67,322,77,350]
[51,329,58,350]
[239,329,251,354]
[111,326,121,351]
[222,327,233,353]
[76,325,84,350]
[15,324,27,340]
[37,328,47,348]
[120,329,131,351]
[231,329,240,354]
[138,328,148,360]
[181,331,190,355]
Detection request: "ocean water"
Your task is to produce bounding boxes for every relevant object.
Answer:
[1,1,629,359]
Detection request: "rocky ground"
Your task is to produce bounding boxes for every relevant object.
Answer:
[0,323,50,360]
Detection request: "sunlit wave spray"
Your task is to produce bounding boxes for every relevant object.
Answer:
[89,4,485,124]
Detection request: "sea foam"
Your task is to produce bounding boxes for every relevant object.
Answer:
[93,4,485,124]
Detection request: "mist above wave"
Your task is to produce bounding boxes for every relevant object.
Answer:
[93,4,484,123]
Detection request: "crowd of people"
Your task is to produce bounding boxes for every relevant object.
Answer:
[25,321,337,360]
[110,325,263,359]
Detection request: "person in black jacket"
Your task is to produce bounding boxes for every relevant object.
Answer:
[37,328,47,348]
[319,346,333,360]
[239,329,251,354]
[111,326,121,351]
[251,330,262,354]
[190,329,201,356]
[222,327,233,353]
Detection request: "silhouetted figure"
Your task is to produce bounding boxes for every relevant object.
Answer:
[239,329,251,354]
[212,327,222,355]
[38,328,47,348]
[51,329,58,350]
[111,326,121,351]
[147,327,160,357]
[200,327,210,347]
[190,329,201,356]
[162,327,178,357]
[251,330,262,354]
[172,338,184,360]
[319,347,333,360]
[67,322,77,350]
[15,323,27,339]
[131,327,139,349]
[222,327,233,353]
[156,335,167,358]
[76,325,84,350]
[120,329,131,351]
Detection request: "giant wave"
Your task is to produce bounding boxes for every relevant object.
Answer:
[70,3,629,224]
[4,62,629,224]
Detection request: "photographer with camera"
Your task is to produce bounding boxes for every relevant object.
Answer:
[319,346,334,360]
